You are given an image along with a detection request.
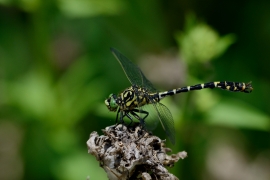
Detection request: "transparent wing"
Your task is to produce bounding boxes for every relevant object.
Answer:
[141,104,159,132]
[152,102,175,144]
[110,48,157,92]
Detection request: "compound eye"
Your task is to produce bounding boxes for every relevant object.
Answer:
[110,97,117,108]
[106,94,118,110]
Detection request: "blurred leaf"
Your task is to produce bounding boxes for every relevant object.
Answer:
[0,0,11,5]
[53,150,107,180]
[176,14,236,64]
[216,34,237,58]
[48,127,79,153]
[57,55,107,125]
[194,89,220,112]
[7,70,56,120]
[206,99,270,131]
[57,0,125,17]
[6,54,106,125]
[18,0,41,11]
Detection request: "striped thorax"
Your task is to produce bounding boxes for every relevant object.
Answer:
[105,85,160,112]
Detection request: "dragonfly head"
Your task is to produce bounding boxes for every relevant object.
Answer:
[105,94,118,111]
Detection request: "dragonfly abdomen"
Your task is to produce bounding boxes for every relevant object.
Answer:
[158,81,252,99]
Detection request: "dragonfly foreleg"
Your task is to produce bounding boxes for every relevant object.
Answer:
[116,109,120,124]
[117,109,128,125]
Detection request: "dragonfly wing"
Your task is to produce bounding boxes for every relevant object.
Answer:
[152,102,175,144]
[110,48,157,92]
[140,70,157,93]
[140,104,159,132]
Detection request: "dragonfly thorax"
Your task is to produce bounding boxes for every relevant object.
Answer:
[105,86,159,112]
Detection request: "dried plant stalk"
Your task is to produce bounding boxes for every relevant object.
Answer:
[87,123,187,180]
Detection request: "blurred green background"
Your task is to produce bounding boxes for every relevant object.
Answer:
[0,0,269,179]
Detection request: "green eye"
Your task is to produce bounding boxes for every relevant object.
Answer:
[107,94,118,109]
[110,98,117,108]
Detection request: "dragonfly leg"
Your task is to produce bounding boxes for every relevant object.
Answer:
[132,109,149,127]
[118,110,135,128]
[117,110,127,126]
[116,108,149,128]
[130,109,150,142]
[125,112,134,126]
[115,109,120,124]
[115,111,130,131]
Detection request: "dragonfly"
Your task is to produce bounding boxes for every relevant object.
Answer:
[105,48,253,144]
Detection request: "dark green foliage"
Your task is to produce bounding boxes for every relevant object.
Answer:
[0,1,269,179]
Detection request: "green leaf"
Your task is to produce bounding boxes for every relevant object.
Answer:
[58,0,125,17]
[206,99,269,131]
